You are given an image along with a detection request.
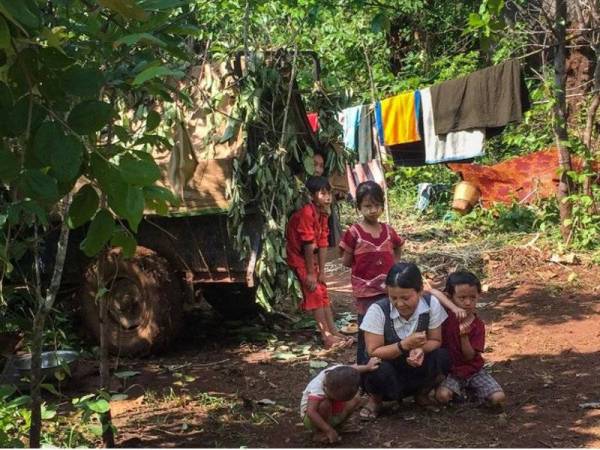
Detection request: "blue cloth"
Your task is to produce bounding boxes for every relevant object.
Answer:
[342,106,362,151]
[374,101,384,145]
[414,90,422,138]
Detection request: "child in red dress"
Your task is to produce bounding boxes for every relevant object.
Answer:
[287,176,351,349]
[339,181,404,363]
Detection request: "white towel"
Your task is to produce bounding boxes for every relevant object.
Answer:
[420,87,485,164]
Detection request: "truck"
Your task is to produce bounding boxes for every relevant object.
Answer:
[55,51,346,355]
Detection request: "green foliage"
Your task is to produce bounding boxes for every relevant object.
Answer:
[0,385,67,447]
[454,202,538,233]
[0,385,30,447]
[0,0,191,305]
[227,53,353,309]
[72,392,115,438]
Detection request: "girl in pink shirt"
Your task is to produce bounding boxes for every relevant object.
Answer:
[339,181,404,363]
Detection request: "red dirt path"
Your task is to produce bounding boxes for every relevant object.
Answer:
[69,248,600,448]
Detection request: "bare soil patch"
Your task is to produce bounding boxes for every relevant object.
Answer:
[64,247,600,448]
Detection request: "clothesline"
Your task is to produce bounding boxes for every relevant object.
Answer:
[336,58,530,170]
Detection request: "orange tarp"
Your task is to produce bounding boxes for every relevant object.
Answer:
[448,148,599,206]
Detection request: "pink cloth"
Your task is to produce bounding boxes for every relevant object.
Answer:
[346,159,386,200]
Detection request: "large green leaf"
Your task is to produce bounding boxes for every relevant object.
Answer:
[90,153,145,231]
[143,185,177,215]
[132,65,184,86]
[80,209,115,257]
[0,15,10,49]
[118,151,160,186]
[110,229,136,258]
[114,33,166,48]
[67,100,115,135]
[50,135,84,182]
[146,110,160,132]
[98,0,147,21]
[7,96,46,137]
[38,47,74,69]
[0,144,20,182]
[62,66,104,98]
[21,169,59,203]
[7,199,48,226]
[0,0,41,31]
[121,185,144,231]
[32,121,63,167]
[67,184,99,229]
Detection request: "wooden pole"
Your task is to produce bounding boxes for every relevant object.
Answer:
[362,43,390,223]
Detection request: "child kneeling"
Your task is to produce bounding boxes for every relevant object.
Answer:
[300,358,380,443]
[431,271,506,408]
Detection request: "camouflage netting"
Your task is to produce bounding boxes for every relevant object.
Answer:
[160,52,353,310]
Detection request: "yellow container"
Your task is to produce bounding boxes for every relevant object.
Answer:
[452,181,480,214]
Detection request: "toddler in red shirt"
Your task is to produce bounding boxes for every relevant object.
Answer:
[429,271,506,408]
[339,181,404,363]
[287,176,351,349]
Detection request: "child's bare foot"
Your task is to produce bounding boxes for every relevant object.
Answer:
[323,335,345,349]
[334,331,357,345]
[415,389,439,409]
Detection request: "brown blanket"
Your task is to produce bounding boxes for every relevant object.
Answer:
[431,59,530,135]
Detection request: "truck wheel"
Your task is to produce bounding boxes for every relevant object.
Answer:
[79,247,183,356]
[202,283,258,319]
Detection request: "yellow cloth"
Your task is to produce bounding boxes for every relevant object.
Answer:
[380,92,420,145]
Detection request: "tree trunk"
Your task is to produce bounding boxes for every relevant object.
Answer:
[553,0,573,241]
[29,197,71,448]
[98,196,115,448]
[582,52,600,200]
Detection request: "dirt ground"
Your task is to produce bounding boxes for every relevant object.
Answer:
[66,246,600,448]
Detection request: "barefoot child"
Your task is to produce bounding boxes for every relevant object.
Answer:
[300,357,381,443]
[339,181,404,363]
[429,271,506,408]
[286,176,351,348]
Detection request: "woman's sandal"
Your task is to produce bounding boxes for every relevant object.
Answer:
[359,405,379,421]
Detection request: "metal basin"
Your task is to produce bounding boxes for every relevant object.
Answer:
[12,350,79,374]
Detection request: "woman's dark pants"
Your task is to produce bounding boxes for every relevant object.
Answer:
[363,348,450,400]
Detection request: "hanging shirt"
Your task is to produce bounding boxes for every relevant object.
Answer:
[430,58,530,135]
[420,87,485,164]
[377,91,421,146]
[341,106,362,151]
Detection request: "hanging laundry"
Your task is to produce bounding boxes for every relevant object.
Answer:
[430,58,530,136]
[375,91,421,146]
[346,159,386,200]
[340,106,361,150]
[357,105,373,164]
[340,105,375,163]
[307,112,319,133]
[420,87,485,164]
[387,142,426,167]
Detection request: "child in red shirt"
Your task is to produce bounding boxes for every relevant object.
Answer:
[339,181,404,363]
[287,176,351,349]
[429,271,506,408]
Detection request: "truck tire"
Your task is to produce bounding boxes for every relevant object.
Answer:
[79,246,183,356]
[201,283,258,319]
